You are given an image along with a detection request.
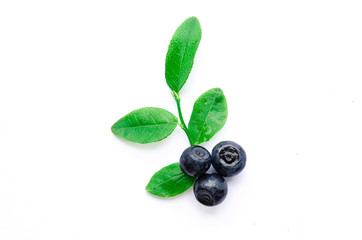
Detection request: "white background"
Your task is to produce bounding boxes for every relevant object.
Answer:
[1,0,362,239]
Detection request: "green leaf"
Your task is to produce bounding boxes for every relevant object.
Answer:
[165,16,202,93]
[111,107,178,144]
[188,88,228,145]
[146,162,195,197]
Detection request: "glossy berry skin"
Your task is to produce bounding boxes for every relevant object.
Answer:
[211,141,246,177]
[193,173,228,206]
[179,145,211,177]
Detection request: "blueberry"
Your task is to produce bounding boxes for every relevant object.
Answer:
[179,145,211,177]
[193,173,228,206]
[211,141,246,177]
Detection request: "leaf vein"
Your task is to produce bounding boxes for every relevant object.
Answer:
[119,122,177,129]
[195,93,217,144]
[151,172,186,189]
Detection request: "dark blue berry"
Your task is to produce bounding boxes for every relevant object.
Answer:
[193,173,228,206]
[211,141,246,177]
[179,145,211,177]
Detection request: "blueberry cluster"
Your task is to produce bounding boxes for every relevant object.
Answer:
[179,141,246,206]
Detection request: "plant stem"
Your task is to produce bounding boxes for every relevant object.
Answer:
[172,91,195,146]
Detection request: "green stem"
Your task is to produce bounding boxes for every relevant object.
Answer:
[172,91,195,146]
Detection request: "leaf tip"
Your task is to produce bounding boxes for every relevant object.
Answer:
[187,16,200,23]
[110,122,118,135]
[145,184,165,198]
